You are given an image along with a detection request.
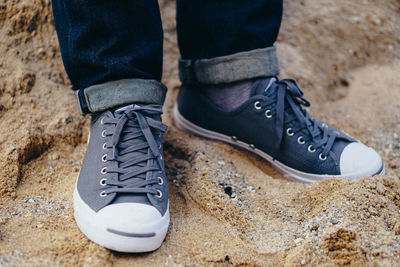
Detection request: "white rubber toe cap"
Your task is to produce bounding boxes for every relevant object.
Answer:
[74,187,170,252]
[97,203,163,234]
[340,142,383,179]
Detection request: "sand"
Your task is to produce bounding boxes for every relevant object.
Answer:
[0,0,399,266]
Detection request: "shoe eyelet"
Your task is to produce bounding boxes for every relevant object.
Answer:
[102,143,107,149]
[297,136,305,144]
[101,130,107,138]
[158,170,162,174]
[265,109,272,118]
[160,155,163,160]
[158,177,164,185]
[100,117,105,125]
[100,191,107,197]
[308,145,316,153]
[254,101,261,110]
[286,128,294,136]
[231,136,238,142]
[249,144,255,149]
[99,178,107,186]
[101,167,107,174]
[101,154,107,162]
[156,190,162,199]
[319,153,327,161]
[158,144,162,149]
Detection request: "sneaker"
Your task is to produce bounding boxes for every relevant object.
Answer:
[174,78,385,182]
[74,104,169,253]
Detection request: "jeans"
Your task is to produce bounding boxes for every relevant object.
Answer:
[52,0,283,114]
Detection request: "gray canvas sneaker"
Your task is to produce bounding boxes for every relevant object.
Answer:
[74,104,169,253]
[174,78,385,183]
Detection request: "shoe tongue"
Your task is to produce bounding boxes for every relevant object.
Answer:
[111,104,153,206]
[250,77,277,97]
[115,104,139,113]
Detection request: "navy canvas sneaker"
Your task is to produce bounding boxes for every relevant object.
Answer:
[74,104,169,252]
[174,78,385,183]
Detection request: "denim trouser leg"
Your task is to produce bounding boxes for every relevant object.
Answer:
[52,0,167,114]
[177,0,283,85]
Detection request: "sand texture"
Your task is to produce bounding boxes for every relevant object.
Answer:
[0,0,400,266]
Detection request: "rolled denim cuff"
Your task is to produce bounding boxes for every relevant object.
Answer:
[74,78,167,115]
[179,46,280,85]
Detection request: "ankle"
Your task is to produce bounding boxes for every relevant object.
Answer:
[200,79,256,111]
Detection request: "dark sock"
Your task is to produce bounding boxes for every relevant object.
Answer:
[201,77,274,111]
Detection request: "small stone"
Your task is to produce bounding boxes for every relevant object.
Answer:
[301,259,306,265]
[368,207,379,216]
[224,255,230,261]
[28,198,35,203]
[6,180,13,187]
[294,238,303,244]
[65,115,73,124]
[330,218,339,225]
[51,154,60,160]
[376,182,385,194]
[224,186,233,197]
[311,225,319,231]
[218,161,225,165]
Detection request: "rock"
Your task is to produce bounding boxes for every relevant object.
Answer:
[224,186,233,197]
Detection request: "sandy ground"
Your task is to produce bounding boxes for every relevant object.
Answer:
[0,0,399,266]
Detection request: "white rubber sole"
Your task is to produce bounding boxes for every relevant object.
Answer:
[73,184,169,253]
[173,105,385,183]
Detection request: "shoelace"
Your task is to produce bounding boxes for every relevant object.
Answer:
[101,104,167,197]
[257,78,350,159]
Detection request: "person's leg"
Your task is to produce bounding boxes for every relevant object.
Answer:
[53,0,169,253]
[174,0,384,181]
[177,0,282,60]
[53,0,166,114]
[176,0,281,111]
[176,0,282,86]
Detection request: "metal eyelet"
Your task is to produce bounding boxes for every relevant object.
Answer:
[319,153,327,161]
[102,143,107,149]
[156,190,162,199]
[286,128,294,136]
[265,109,272,118]
[308,145,316,153]
[100,191,107,197]
[231,136,238,142]
[100,117,104,125]
[249,144,255,149]
[99,178,107,186]
[101,167,107,174]
[158,170,162,174]
[101,154,107,162]
[158,177,164,185]
[297,136,305,144]
[254,101,261,110]
[160,155,163,160]
[101,130,107,138]
[158,144,162,149]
